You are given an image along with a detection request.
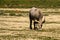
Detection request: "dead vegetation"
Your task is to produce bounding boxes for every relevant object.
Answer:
[0,15,60,40]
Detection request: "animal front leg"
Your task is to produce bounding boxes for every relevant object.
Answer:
[30,19,32,29]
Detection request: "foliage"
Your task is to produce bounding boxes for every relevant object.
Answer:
[0,0,60,8]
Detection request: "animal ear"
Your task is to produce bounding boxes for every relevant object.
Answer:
[42,19,45,23]
[42,17,45,23]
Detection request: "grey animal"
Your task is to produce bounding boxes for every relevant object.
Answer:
[29,7,45,30]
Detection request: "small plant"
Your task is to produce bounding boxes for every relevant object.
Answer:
[44,13,49,16]
[0,10,4,15]
[16,13,23,16]
[9,13,16,16]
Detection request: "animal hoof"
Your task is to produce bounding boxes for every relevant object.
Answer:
[30,28,32,29]
[34,27,38,30]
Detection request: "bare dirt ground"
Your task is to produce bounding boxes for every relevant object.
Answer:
[0,15,60,40]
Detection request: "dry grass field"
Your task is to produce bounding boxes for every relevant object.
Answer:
[0,14,60,40]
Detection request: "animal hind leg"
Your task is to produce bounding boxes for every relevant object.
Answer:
[34,20,38,30]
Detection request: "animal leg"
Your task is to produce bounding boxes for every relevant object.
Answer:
[30,19,32,29]
[34,21,38,30]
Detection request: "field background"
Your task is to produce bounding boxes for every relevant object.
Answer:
[0,8,60,40]
[0,0,60,40]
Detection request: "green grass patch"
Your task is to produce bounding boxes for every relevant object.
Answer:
[0,10,60,16]
[0,0,60,8]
